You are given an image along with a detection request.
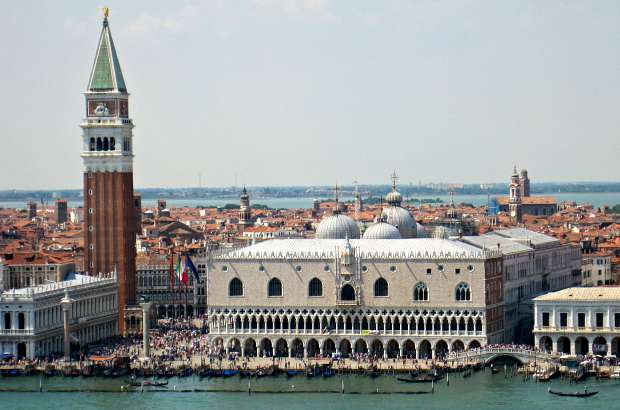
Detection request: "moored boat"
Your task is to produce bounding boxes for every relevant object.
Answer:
[548,388,598,398]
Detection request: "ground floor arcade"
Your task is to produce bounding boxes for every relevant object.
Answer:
[537,333,620,356]
[208,334,484,360]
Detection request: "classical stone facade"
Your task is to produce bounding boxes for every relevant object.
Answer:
[533,287,620,357]
[205,238,504,359]
[463,228,582,344]
[0,274,118,359]
[136,263,206,318]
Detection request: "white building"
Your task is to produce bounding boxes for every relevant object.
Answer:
[462,228,581,343]
[533,287,620,357]
[0,273,118,359]
[205,238,504,360]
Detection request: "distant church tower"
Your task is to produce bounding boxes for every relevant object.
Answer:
[238,186,253,230]
[509,166,522,223]
[519,168,530,197]
[354,181,363,213]
[81,10,136,333]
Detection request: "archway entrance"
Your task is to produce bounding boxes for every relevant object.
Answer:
[354,339,368,354]
[291,339,304,358]
[435,340,448,359]
[228,338,241,354]
[339,339,352,357]
[386,339,399,358]
[307,339,320,357]
[244,339,257,357]
[341,285,356,301]
[468,340,481,350]
[612,337,620,357]
[593,336,608,355]
[17,343,27,359]
[575,337,589,355]
[452,340,465,352]
[557,336,571,354]
[323,339,336,357]
[275,339,289,357]
[260,338,273,357]
[403,340,416,358]
[539,336,553,352]
[370,339,384,358]
[419,340,432,359]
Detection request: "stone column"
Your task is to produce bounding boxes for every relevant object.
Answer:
[141,301,152,358]
[60,290,73,360]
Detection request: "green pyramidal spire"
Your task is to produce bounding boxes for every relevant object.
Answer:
[87,13,127,92]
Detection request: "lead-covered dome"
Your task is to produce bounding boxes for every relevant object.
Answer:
[385,190,403,207]
[363,221,402,239]
[316,214,360,239]
[382,206,417,238]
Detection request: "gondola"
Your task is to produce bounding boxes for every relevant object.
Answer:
[491,367,500,375]
[397,374,442,383]
[548,388,598,398]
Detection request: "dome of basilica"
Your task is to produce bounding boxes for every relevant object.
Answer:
[385,190,403,207]
[362,221,402,239]
[382,206,417,238]
[316,213,360,239]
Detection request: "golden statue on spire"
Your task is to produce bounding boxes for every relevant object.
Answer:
[103,7,110,19]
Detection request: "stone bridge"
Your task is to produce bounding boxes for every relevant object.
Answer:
[446,347,558,365]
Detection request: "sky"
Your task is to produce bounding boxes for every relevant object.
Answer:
[1,0,619,190]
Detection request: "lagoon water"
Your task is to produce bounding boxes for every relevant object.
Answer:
[0,371,617,410]
[2,192,620,210]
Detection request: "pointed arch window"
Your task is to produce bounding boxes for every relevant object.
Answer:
[268,278,283,297]
[308,278,323,297]
[109,137,115,151]
[413,282,429,301]
[455,282,471,301]
[374,278,389,297]
[229,278,243,297]
[103,137,109,151]
[341,284,355,301]
[89,138,95,151]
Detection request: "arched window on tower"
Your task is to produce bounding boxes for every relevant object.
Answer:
[308,278,323,297]
[96,138,102,151]
[413,282,429,301]
[374,278,389,297]
[455,282,471,301]
[109,137,115,151]
[268,278,283,297]
[89,138,95,151]
[103,137,109,151]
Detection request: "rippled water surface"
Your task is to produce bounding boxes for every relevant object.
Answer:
[1,370,618,410]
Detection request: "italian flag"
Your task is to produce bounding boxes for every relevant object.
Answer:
[175,255,188,287]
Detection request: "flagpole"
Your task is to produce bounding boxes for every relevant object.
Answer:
[169,248,175,312]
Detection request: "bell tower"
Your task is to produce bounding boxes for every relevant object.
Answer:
[509,166,522,223]
[81,9,136,333]
[238,186,253,230]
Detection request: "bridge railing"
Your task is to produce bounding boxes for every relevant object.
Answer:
[446,347,558,362]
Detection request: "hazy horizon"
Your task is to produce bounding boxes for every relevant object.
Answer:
[2,1,619,190]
